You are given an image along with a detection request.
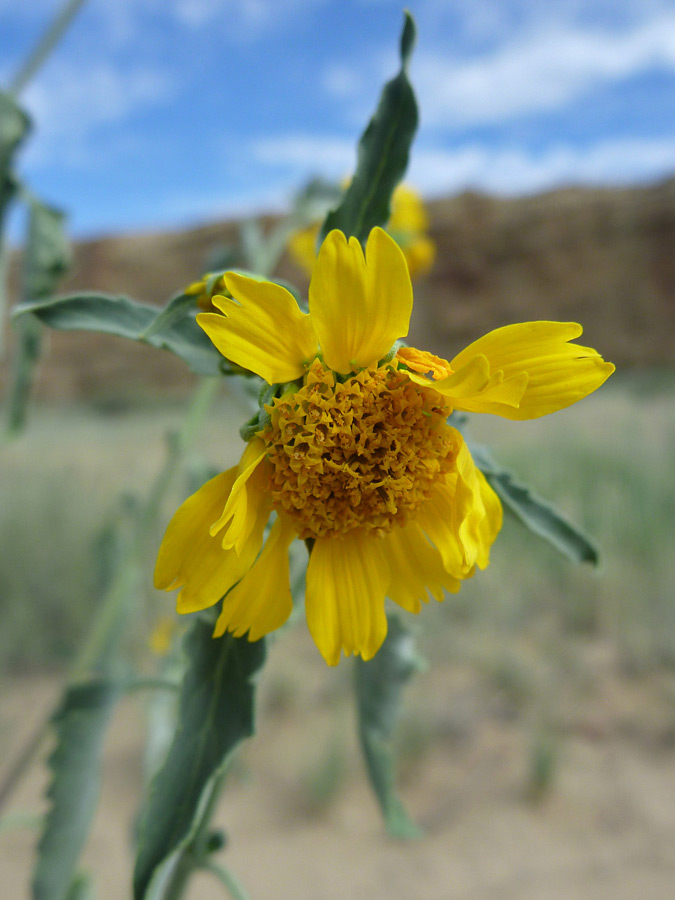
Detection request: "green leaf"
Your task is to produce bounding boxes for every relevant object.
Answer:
[5,312,43,435]
[64,872,96,900]
[133,619,266,900]
[13,291,224,376]
[319,11,418,244]
[472,443,600,566]
[5,199,70,433]
[0,92,32,356]
[355,615,423,839]
[32,680,119,900]
[22,198,71,301]
[0,89,31,175]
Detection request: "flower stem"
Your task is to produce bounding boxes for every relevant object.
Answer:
[202,861,253,900]
[8,0,89,96]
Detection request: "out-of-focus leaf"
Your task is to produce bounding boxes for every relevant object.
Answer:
[6,312,42,434]
[319,12,418,244]
[22,199,71,300]
[0,91,32,354]
[355,615,423,839]
[0,89,31,176]
[13,292,224,375]
[32,680,119,900]
[64,872,96,900]
[5,199,70,432]
[138,291,197,339]
[133,619,266,900]
[472,443,600,566]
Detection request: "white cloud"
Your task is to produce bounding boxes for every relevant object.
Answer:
[249,132,675,196]
[21,60,173,166]
[252,134,356,173]
[171,0,329,37]
[322,7,675,128]
[322,64,364,99]
[155,182,292,226]
[415,12,675,127]
[408,138,675,194]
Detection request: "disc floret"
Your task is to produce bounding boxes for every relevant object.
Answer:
[263,359,456,539]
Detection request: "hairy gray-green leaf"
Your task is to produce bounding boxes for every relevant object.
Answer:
[13,292,223,375]
[33,680,119,900]
[6,200,70,432]
[6,312,42,434]
[133,619,266,900]
[319,11,418,244]
[0,90,31,176]
[22,199,71,301]
[355,615,423,838]
[472,443,600,565]
[0,91,32,354]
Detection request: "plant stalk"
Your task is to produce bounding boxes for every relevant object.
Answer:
[9,0,89,96]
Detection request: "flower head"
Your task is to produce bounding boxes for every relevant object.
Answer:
[184,272,228,311]
[155,227,614,665]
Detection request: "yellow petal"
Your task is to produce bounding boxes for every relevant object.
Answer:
[383,520,460,614]
[197,273,317,384]
[449,322,614,419]
[396,346,453,380]
[213,514,296,641]
[452,438,503,570]
[415,477,471,578]
[305,530,390,665]
[415,430,502,576]
[154,468,269,614]
[309,228,412,374]
[475,469,503,570]
[210,438,268,554]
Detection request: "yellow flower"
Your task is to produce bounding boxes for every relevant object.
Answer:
[155,228,614,665]
[184,272,228,311]
[386,183,436,278]
[288,184,436,280]
[148,615,178,656]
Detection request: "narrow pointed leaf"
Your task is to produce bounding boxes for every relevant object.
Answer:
[133,619,266,900]
[472,443,600,565]
[32,680,119,900]
[319,11,418,244]
[355,615,423,839]
[13,291,223,375]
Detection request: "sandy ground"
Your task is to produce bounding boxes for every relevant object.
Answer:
[2,636,675,900]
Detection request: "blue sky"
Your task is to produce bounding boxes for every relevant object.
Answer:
[2,0,675,238]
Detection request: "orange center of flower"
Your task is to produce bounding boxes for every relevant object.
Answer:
[262,360,456,540]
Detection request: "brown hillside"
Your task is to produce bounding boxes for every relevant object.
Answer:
[3,179,674,402]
